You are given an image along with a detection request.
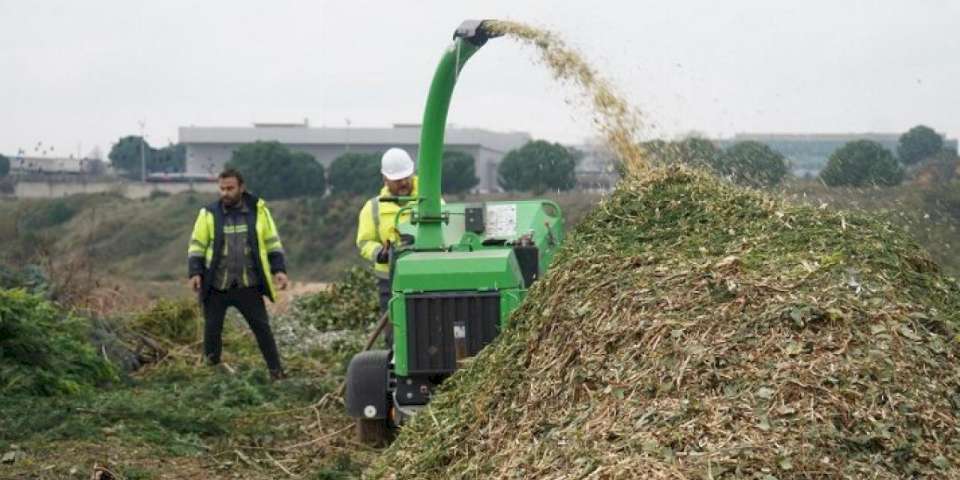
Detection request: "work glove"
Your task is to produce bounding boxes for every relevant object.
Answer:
[376,241,391,264]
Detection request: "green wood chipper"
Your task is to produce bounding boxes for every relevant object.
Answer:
[345,20,567,444]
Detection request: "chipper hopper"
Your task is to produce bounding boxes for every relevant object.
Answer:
[345,20,566,444]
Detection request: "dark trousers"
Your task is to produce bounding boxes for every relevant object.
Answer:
[377,278,393,347]
[203,287,283,372]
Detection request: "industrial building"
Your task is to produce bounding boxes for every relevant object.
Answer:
[180,122,531,193]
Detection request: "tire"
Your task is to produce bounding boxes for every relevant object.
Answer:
[356,418,393,447]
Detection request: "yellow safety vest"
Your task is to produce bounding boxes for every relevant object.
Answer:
[355,177,419,278]
[188,194,284,301]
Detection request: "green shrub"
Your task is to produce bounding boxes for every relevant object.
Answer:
[19,199,78,231]
[289,267,379,331]
[498,140,578,193]
[820,140,904,187]
[898,124,944,166]
[717,140,789,187]
[133,298,201,345]
[227,141,326,199]
[0,289,117,396]
[0,264,49,295]
[442,151,480,194]
[328,152,382,195]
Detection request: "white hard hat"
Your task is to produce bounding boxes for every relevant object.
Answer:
[381,148,415,180]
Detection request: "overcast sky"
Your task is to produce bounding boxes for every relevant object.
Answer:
[1,1,958,158]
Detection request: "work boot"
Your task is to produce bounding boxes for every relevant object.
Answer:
[269,369,287,381]
[205,354,220,367]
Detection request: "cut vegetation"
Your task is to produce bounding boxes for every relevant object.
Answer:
[0,268,380,479]
[372,168,960,479]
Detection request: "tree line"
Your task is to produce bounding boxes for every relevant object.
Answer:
[233,140,584,199]
[642,124,955,188]
[104,136,582,199]
[819,125,952,187]
[224,143,489,199]
[225,140,582,199]
[93,123,954,199]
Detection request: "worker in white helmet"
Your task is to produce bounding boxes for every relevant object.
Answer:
[355,148,418,344]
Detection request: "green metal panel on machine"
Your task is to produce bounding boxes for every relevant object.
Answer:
[392,249,523,292]
[391,249,526,377]
[390,283,524,377]
[395,199,565,275]
[389,200,564,377]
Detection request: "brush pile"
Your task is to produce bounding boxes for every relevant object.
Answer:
[287,266,379,332]
[372,168,960,479]
[0,289,117,396]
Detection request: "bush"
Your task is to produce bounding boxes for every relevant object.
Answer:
[109,137,187,178]
[497,140,577,193]
[898,125,943,166]
[153,143,186,174]
[677,137,721,170]
[0,289,117,396]
[133,298,201,346]
[717,141,788,187]
[227,141,326,199]
[328,152,382,196]
[0,264,49,295]
[820,140,904,187]
[288,267,379,331]
[19,199,78,231]
[442,151,480,194]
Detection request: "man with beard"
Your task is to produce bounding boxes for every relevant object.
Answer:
[188,168,288,379]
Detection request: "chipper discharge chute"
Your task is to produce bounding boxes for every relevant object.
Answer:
[344,20,566,444]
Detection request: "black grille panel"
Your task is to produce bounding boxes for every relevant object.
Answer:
[405,292,501,375]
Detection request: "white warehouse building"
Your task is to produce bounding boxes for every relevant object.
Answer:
[179,123,532,193]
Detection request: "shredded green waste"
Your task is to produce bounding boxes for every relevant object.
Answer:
[372,168,960,479]
[370,20,960,479]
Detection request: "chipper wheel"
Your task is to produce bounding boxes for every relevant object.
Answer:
[356,417,393,447]
[345,349,394,446]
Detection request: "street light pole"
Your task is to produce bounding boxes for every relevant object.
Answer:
[345,117,352,153]
[138,120,146,183]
